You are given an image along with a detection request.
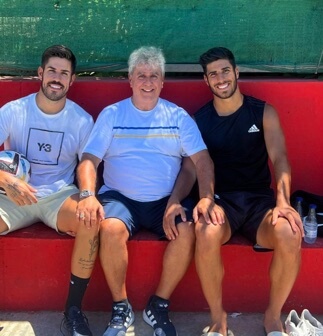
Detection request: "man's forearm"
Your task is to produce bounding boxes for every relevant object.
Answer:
[194,150,215,200]
[77,154,99,192]
[169,157,196,204]
[274,160,292,206]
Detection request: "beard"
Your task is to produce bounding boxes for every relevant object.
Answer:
[41,81,69,101]
[209,74,238,100]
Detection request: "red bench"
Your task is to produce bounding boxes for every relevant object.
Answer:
[0,78,322,313]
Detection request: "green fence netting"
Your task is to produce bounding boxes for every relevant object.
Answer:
[0,0,322,76]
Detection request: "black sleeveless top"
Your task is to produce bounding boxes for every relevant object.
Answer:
[194,95,271,192]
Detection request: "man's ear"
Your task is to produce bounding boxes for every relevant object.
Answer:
[37,66,43,80]
[128,74,132,88]
[70,74,76,87]
[235,67,239,79]
[203,74,209,87]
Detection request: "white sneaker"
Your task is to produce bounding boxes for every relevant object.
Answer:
[301,309,323,336]
[285,310,310,336]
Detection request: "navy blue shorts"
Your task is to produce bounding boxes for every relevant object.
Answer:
[214,189,276,244]
[98,190,195,239]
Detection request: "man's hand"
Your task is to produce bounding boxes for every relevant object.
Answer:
[76,196,105,230]
[163,201,187,240]
[272,205,305,237]
[2,174,37,206]
[193,197,225,225]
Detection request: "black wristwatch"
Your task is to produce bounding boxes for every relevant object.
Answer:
[79,189,95,200]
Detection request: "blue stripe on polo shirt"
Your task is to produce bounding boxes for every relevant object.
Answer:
[113,126,179,130]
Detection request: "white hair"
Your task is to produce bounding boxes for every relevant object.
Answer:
[128,46,165,76]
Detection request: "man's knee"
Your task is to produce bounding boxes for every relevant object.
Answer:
[273,218,302,252]
[177,221,195,240]
[195,219,228,244]
[100,218,129,242]
[74,221,99,236]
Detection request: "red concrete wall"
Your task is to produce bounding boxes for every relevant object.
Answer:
[0,78,322,313]
[2,224,323,313]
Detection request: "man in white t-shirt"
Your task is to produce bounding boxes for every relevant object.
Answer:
[0,45,98,336]
[76,46,216,336]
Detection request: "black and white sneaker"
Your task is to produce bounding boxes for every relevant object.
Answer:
[103,301,135,336]
[143,295,177,336]
[60,306,92,336]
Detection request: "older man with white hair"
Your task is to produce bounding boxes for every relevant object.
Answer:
[76,46,215,336]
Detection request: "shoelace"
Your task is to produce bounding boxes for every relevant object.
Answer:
[287,332,312,336]
[60,310,89,334]
[70,312,88,327]
[155,303,170,324]
[303,329,318,336]
[312,332,323,336]
[110,307,128,327]
[303,322,322,336]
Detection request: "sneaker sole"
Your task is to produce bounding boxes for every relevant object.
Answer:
[103,313,135,336]
[60,317,93,336]
[142,310,178,336]
[143,310,155,328]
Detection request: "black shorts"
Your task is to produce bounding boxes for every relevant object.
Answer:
[98,190,195,239]
[214,189,276,244]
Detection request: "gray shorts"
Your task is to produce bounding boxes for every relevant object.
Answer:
[0,184,79,235]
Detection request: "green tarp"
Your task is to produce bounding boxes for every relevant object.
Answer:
[0,0,322,75]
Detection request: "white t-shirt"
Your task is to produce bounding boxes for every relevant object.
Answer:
[0,93,94,197]
[83,97,206,201]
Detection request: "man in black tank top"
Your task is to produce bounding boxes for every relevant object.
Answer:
[193,47,304,336]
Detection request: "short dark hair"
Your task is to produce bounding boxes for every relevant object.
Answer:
[41,45,77,74]
[199,47,236,74]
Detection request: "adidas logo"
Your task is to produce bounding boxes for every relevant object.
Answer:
[248,124,260,133]
[146,310,157,325]
[125,312,132,326]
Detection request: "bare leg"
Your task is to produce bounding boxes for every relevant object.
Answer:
[155,221,195,299]
[257,211,302,333]
[99,218,129,301]
[58,194,99,279]
[195,218,231,335]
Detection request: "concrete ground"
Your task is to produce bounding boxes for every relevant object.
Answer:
[0,310,298,336]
